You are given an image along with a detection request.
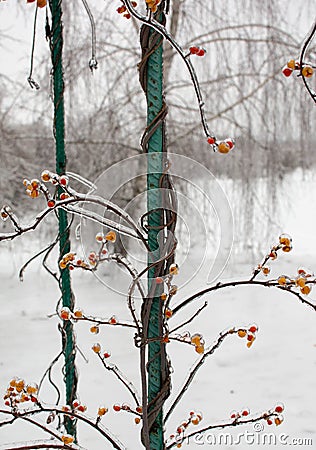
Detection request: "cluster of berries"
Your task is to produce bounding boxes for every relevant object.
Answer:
[231,404,284,426]
[177,331,205,354]
[189,46,206,57]
[27,0,46,8]
[278,267,313,296]
[237,324,258,348]
[282,59,314,78]
[4,378,38,408]
[255,234,292,277]
[113,403,142,424]
[92,342,111,359]
[207,136,235,154]
[117,1,137,19]
[60,307,84,321]
[158,263,179,319]
[169,411,203,448]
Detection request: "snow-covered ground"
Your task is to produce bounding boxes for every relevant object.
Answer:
[0,169,316,449]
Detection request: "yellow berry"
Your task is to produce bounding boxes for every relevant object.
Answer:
[26,383,38,395]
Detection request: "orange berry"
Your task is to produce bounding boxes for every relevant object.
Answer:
[302,66,313,78]
[160,293,167,301]
[92,343,101,353]
[135,417,141,424]
[287,59,296,70]
[282,245,292,253]
[105,231,116,242]
[90,326,99,334]
[295,277,306,288]
[279,234,291,247]
[26,383,38,395]
[136,406,143,414]
[262,267,270,276]
[98,406,108,416]
[60,192,70,200]
[275,416,283,426]
[300,285,311,295]
[277,275,287,285]
[191,333,202,345]
[73,309,83,318]
[247,340,254,348]
[162,335,170,343]
[191,417,199,425]
[37,0,47,8]
[41,171,51,182]
[195,344,205,354]
[47,199,55,208]
[238,329,247,338]
[218,141,230,154]
[61,435,74,445]
[60,308,71,320]
[169,263,179,275]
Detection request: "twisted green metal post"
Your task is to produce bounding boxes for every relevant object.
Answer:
[49,0,77,438]
[147,22,165,450]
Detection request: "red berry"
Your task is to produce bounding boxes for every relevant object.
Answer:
[275,405,284,413]
[242,409,249,416]
[30,396,37,403]
[231,413,236,419]
[73,400,80,408]
[113,404,121,412]
[77,405,86,413]
[109,316,117,325]
[156,277,164,284]
[282,67,293,77]
[124,13,131,19]
[249,325,257,333]
[59,176,68,186]
[197,48,206,56]
[267,419,273,425]
[226,139,234,149]
[47,200,55,208]
[103,351,111,359]
[207,137,215,145]
[189,46,199,54]
[4,400,10,406]
[247,334,255,341]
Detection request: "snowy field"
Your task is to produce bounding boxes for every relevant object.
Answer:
[0,169,316,449]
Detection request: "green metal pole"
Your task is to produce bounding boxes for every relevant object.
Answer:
[147,19,165,450]
[49,0,77,438]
